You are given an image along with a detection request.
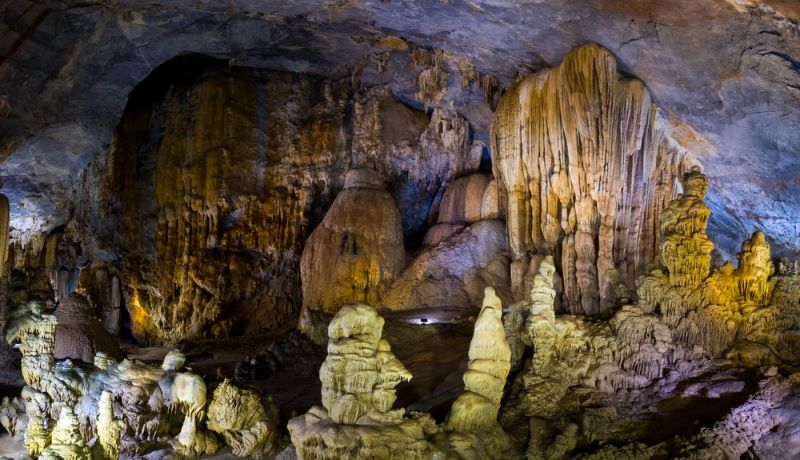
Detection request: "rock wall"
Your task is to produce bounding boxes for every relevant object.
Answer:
[72,65,472,344]
[491,44,691,315]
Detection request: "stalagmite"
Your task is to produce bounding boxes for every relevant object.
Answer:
[39,407,91,460]
[0,194,8,278]
[448,287,511,431]
[300,170,405,324]
[96,391,121,460]
[288,303,433,459]
[658,166,714,288]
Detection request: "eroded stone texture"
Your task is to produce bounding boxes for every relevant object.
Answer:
[207,379,284,458]
[491,44,691,315]
[73,67,470,344]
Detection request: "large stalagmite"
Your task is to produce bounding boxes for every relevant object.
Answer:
[300,170,405,318]
[491,44,690,315]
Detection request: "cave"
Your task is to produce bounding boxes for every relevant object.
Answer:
[0,1,799,459]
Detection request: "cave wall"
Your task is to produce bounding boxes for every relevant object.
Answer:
[491,45,692,315]
[70,65,474,344]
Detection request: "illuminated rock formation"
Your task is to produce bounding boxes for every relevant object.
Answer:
[95,391,121,460]
[207,379,284,458]
[39,406,91,460]
[300,169,405,319]
[658,165,714,288]
[442,287,516,458]
[288,303,434,459]
[491,44,690,314]
[74,69,467,344]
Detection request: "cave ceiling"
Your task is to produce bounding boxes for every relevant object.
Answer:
[0,0,798,258]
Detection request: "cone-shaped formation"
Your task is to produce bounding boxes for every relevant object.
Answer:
[301,170,405,320]
[448,287,511,432]
[0,194,8,278]
[54,293,123,363]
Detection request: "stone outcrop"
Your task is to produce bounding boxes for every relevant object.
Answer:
[54,293,122,363]
[300,169,405,317]
[491,44,691,315]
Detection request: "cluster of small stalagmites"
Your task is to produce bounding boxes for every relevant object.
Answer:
[206,379,283,458]
[632,166,800,362]
[0,309,282,460]
[288,303,434,460]
[658,165,714,289]
[491,44,689,315]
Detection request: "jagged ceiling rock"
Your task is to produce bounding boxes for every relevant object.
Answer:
[0,0,798,257]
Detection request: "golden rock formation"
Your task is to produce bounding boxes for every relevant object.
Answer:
[491,44,690,314]
[658,165,714,288]
[300,169,405,318]
[207,379,284,458]
[74,68,470,344]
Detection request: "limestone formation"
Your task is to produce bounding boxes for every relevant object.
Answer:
[288,303,433,459]
[448,287,510,431]
[39,407,91,460]
[95,391,121,460]
[207,380,283,458]
[658,165,714,288]
[300,169,405,320]
[54,294,122,363]
[441,287,515,459]
[0,194,8,278]
[491,44,690,314]
[73,70,469,344]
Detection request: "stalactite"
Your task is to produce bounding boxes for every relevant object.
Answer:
[491,44,690,314]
